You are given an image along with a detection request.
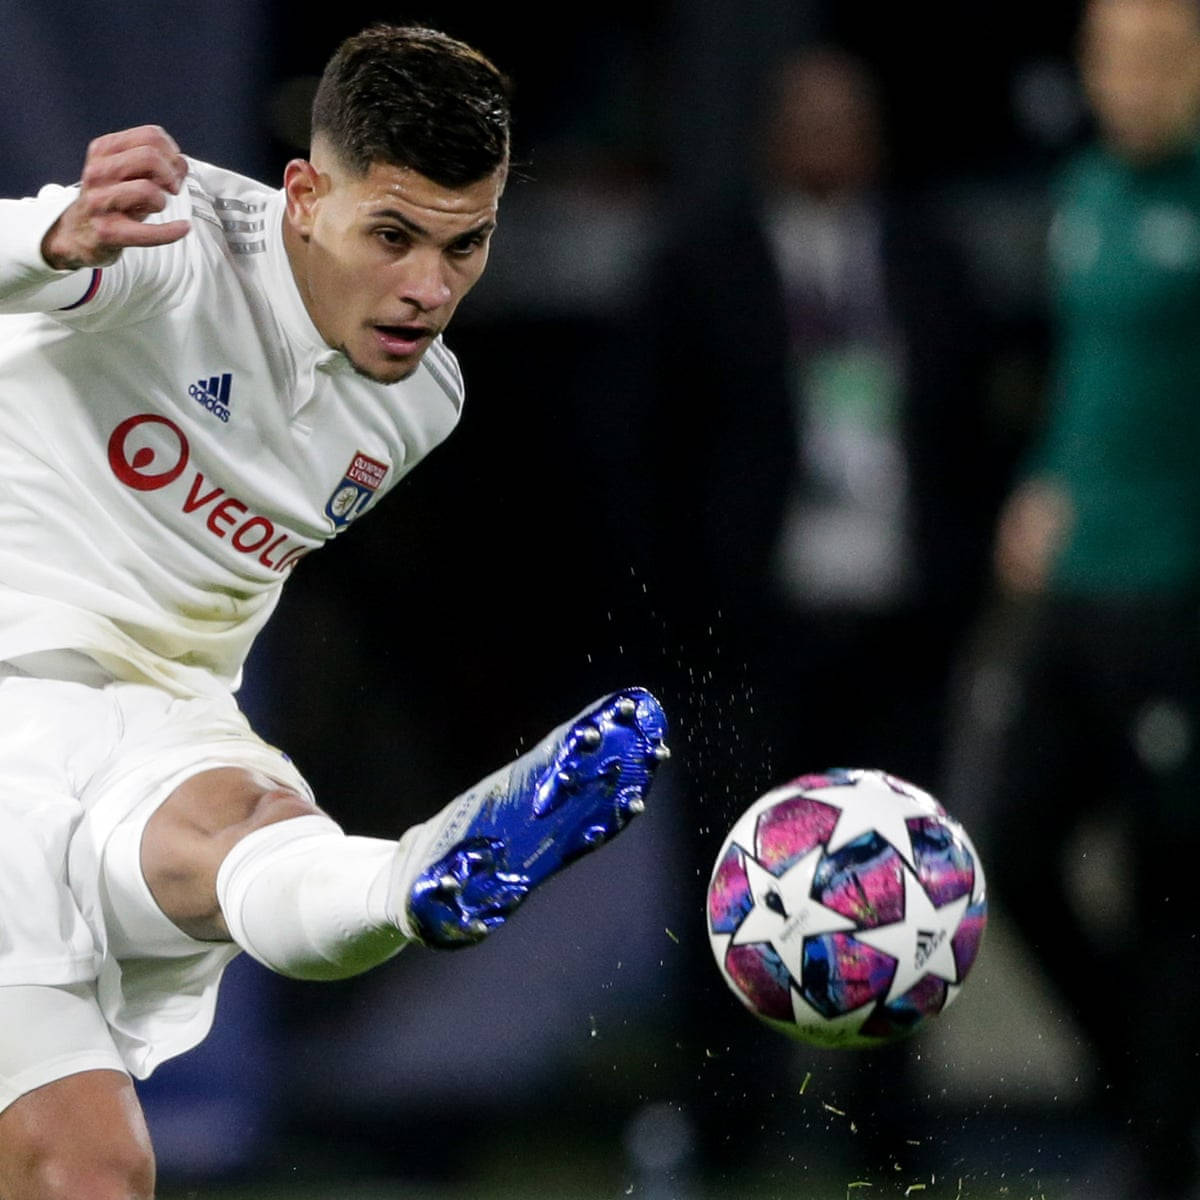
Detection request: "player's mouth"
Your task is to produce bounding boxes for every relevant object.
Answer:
[372,324,434,356]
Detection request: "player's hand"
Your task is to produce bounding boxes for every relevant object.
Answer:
[40,125,191,270]
[993,478,1073,595]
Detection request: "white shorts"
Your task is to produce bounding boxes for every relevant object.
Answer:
[0,982,127,1111]
[0,651,313,1101]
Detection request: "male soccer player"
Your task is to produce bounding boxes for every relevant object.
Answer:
[0,24,668,1199]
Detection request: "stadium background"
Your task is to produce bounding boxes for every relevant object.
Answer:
[1,2,1124,1196]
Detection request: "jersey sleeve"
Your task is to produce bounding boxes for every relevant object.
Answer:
[0,180,197,324]
[0,184,99,313]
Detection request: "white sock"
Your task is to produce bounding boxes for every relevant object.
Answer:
[215,814,411,981]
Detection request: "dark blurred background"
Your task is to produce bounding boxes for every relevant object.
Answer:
[1,1,1143,1196]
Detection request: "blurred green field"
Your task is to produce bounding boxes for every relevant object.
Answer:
[159,1175,1072,1200]
[156,1115,1080,1200]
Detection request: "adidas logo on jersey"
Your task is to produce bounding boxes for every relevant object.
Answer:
[188,373,232,423]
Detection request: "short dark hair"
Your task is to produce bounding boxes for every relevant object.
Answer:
[312,24,511,186]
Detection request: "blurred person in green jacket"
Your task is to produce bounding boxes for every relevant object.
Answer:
[986,1,1200,1196]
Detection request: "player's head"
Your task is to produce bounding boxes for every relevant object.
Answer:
[756,47,883,202]
[283,24,512,384]
[1080,0,1200,163]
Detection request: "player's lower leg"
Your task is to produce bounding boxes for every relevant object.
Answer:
[207,687,669,977]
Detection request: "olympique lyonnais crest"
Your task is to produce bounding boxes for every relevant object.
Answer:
[325,451,389,530]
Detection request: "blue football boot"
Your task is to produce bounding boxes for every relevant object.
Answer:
[393,687,669,948]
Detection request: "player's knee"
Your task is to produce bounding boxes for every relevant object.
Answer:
[24,1141,155,1200]
[240,786,322,832]
[143,775,322,937]
[150,776,318,879]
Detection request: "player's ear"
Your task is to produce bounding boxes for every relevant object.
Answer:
[283,159,325,239]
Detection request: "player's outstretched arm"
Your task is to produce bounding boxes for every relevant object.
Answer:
[40,125,191,270]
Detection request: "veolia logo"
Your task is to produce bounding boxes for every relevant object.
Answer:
[104,412,313,575]
[107,414,191,491]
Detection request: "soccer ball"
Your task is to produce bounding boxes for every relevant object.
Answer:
[706,768,986,1048]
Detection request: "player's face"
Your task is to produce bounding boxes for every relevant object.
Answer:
[286,152,503,383]
[1081,0,1200,163]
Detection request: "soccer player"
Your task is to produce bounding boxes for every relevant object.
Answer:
[0,24,668,1199]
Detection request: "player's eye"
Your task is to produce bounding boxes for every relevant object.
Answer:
[374,227,410,250]
[448,232,489,257]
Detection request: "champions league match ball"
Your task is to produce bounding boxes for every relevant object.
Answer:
[706,769,987,1048]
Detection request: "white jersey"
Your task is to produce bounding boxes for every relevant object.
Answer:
[0,157,464,696]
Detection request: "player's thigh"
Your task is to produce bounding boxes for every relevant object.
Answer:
[0,984,153,1200]
[82,682,322,943]
[141,765,324,938]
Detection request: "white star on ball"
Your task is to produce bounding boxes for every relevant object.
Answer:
[852,864,972,1004]
[731,847,857,984]
[815,770,940,870]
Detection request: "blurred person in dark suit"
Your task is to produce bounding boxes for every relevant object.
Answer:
[632,43,1006,1181]
[642,45,1003,793]
[965,1,1200,1195]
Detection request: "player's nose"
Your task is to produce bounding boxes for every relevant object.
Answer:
[397,251,453,312]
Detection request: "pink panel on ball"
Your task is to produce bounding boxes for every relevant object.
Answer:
[725,943,794,1022]
[809,932,896,1014]
[910,816,977,906]
[952,901,988,979]
[859,974,948,1040]
[817,843,906,925]
[755,794,840,873]
[708,845,752,934]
